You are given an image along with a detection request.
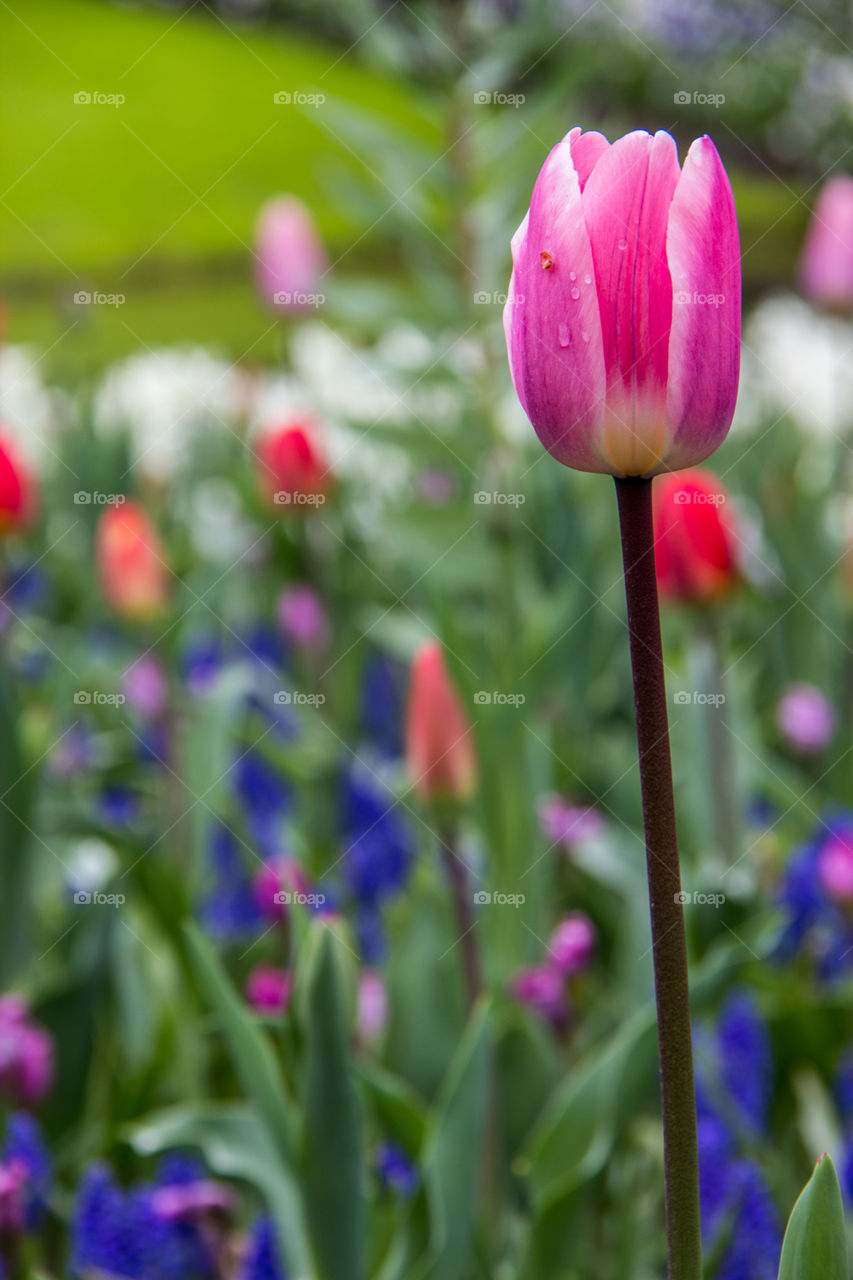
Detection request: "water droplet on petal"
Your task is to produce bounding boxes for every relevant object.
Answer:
[581,330,590,343]
[558,324,571,347]
[617,239,628,251]
[584,273,592,284]
[569,270,577,281]
[570,286,580,300]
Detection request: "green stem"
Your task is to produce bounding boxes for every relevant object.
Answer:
[439,822,482,1011]
[696,612,739,867]
[614,477,702,1280]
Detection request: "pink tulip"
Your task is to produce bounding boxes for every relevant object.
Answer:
[277,584,329,651]
[245,965,291,1015]
[818,829,853,904]
[538,795,605,847]
[799,176,853,308]
[776,683,836,755]
[0,996,53,1106]
[252,855,311,923]
[122,654,169,719]
[507,964,567,1026]
[357,969,388,1045]
[548,912,596,975]
[504,128,741,477]
[254,196,328,311]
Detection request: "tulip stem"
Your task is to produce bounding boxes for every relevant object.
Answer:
[439,823,482,1011]
[614,476,702,1280]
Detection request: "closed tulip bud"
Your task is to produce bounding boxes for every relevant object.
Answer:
[0,432,34,533]
[95,500,170,621]
[504,128,741,476]
[652,469,738,604]
[548,912,596,975]
[406,641,477,803]
[799,176,853,309]
[776,683,836,755]
[254,196,328,311]
[255,419,331,511]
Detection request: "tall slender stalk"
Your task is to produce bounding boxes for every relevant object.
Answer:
[438,822,482,1011]
[695,612,739,867]
[614,476,702,1280]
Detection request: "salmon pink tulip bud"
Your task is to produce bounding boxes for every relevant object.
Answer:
[504,128,741,476]
[777,683,836,755]
[95,500,170,621]
[254,196,328,311]
[255,419,331,511]
[548,912,596,974]
[406,641,477,802]
[799,176,853,309]
[652,469,738,604]
[0,433,34,533]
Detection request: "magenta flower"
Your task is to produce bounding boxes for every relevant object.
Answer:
[504,128,741,476]
[507,964,567,1026]
[277,584,329,651]
[356,969,388,1045]
[538,795,605,847]
[776,683,836,755]
[0,997,53,1107]
[254,196,328,311]
[799,175,853,309]
[245,965,291,1015]
[122,654,168,719]
[818,829,853,905]
[548,912,596,975]
[151,1179,234,1222]
[252,855,311,924]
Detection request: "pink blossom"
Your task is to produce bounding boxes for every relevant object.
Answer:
[548,912,597,975]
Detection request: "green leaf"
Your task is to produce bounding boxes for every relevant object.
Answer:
[359,1058,428,1154]
[183,923,296,1161]
[129,1102,313,1279]
[420,997,493,1280]
[0,660,35,983]
[300,925,367,1280]
[777,1155,849,1280]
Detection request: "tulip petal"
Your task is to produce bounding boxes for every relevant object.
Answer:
[502,137,609,473]
[566,126,610,190]
[664,135,741,468]
[582,130,681,475]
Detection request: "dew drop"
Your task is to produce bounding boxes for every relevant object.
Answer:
[558,323,571,347]
[617,239,628,251]
[584,273,592,284]
[581,330,590,343]
[570,286,580,300]
[569,270,577,281]
[540,250,554,270]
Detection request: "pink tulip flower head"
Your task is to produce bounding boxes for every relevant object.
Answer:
[277,584,329,651]
[508,964,567,1027]
[504,128,741,476]
[254,196,328,312]
[799,175,853,309]
[538,795,605,847]
[776,684,836,756]
[122,654,169,719]
[357,969,388,1045]
[252,855,312,924]
[245,965,292,1015]
[818,827,853,905]
[548,912,597,975]
[0,996,53,1107]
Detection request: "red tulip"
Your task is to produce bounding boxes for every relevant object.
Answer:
[504,128,741,476]
[799,176,853,309]
[652,469,738,604]
[96,500,171,621]
[255,419,331,511]
[0,433,34,533]
[406,641,477,802]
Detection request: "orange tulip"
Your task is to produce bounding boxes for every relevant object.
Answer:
[96,500,170,621]
[405,641,477,802]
